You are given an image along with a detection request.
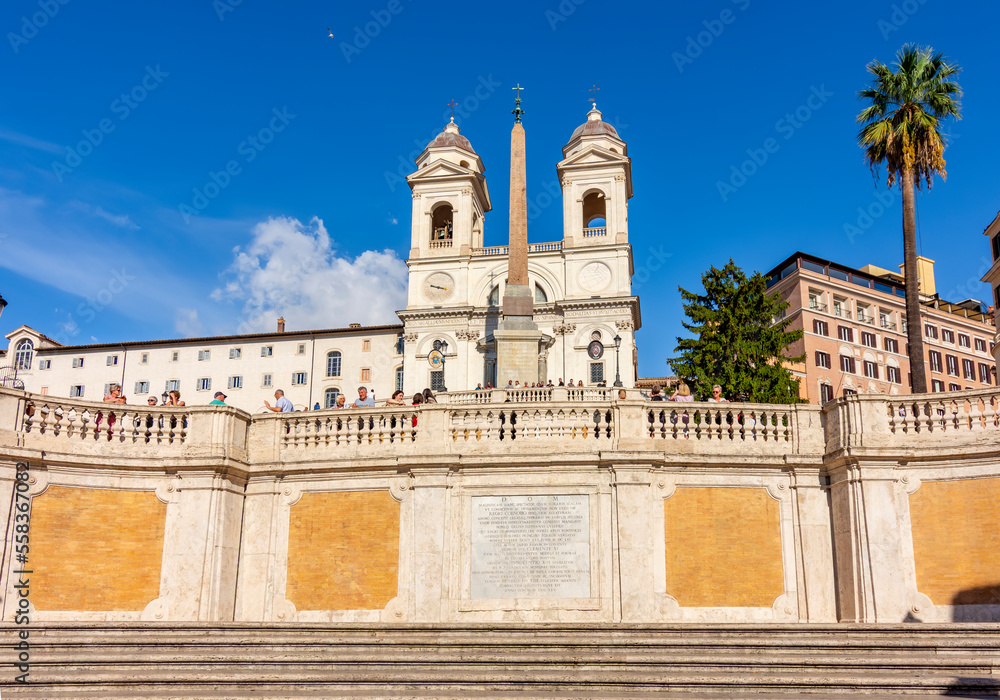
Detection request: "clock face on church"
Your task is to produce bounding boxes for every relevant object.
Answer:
[422,272,454,303]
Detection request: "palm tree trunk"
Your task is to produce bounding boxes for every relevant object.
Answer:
[901,168,928,394]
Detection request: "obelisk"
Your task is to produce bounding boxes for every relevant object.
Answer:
[495,85,542,386]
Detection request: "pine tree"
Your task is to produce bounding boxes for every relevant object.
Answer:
[669,260,804,403]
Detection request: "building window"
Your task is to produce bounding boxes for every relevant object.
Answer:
[395,366,404,392]
[879,310,894,330]
[833,298,849,318]
[362,339,371,352]
[38,359,51,370]
[931,379,944,392]
[941,329,955,343]
[861,331,876,348]
[324,387,340,408]
[229,347,242,359]
[962,359,975,381]
[72,357,84,368]
[843,388,857,397]
[134,381,149,394]
[69,385,84,397]
[863,360,879,379]
[590,362,605,384]
[106,355,119,366]
[813,319,829,336]
[924,324,938,340]
[946,354,959,376]
[360,368,371,383]
[165,379,180,392]
[297,344,306,355]
[929,351,942,373]
[140,353,149,364]
[887,366,901,384]
[430,370,445,391]
[980,363,993,385]
[14,339,34,370]
[197,378,212,391]
[975,338,987,353]
[884,337,899,354]
[292,372,308,386]
[171,351,179,362]
[262,374,272,387]
[198,349,211,361]
[840,355,856,374]
[958,333,970,348]
[948,383,961,392]
[395,334,405,355]
[808,291,825,311]
[994,233,1000,260]
[838,326,854,342]
[819,384,834,403]
[856,304,871,323]
[326,351,342,377]
[261,346,273,357]
[815,351,831,369]
[228,376,243,390]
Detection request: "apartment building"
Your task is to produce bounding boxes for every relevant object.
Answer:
[3,321,405,413]
[982,209,1000,366]
[766,252,996,404]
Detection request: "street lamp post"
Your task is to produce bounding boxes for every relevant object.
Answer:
[612,334,623,388]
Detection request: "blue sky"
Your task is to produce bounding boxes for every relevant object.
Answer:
[1,0,997,378]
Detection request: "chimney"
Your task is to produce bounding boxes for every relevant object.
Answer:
[349,323,361,329]
[277,317,285,333]
[898,256,937,297]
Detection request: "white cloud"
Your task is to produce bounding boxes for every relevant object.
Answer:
[67,201,140,230]
[0,127,62,154]
[174,308,203,337]
[213,216,408,333]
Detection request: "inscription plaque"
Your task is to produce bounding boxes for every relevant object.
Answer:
[470,495,590,599]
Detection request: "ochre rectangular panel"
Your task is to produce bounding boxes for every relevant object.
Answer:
[909,477,1000,606]
[287,490,400,611]
[664,487,784,607]
[30,486,166,611]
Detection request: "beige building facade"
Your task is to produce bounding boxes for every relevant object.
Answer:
[982,209,1000,367]
[767,252,996,405]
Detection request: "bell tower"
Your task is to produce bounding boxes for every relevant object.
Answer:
[407,119,491,259]
[556,104,632,249]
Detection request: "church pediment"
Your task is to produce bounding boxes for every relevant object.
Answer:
[407,159,480,183]
[557,146,629,170]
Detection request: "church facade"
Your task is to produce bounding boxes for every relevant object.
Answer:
[2,106,640,409]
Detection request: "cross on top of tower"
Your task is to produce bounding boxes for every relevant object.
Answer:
[588,84,600,106]
[447,99,458,120]
[512,84,525,123]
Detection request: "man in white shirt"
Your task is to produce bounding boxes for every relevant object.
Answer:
[707,385,729,403]
[264,389,294,413]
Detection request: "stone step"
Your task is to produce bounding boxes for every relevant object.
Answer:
[3,623,999,698]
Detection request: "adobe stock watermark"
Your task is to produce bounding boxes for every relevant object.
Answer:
[51,65,169,182]
[383,74,502,193]
[944,255,994,304]
[339,0,412,63]
[844,188,898,244]
[545,0,586,30]
[7,0,70,53]
[672,0,751,73]
[877,0,930,40]
[213,0,243,21]
[179,107,295,223]
[716,84,832,201]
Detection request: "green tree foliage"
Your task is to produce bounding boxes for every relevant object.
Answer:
[856,44,962,393]
[669,260,804,403]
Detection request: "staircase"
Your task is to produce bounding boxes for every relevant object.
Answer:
[3,623,999,698]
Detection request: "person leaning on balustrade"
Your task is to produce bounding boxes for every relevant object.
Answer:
[103,384,127,404]
[384,390,407,406]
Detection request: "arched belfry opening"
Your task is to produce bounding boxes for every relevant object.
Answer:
[431,203,454,244]
[583,191,607,231]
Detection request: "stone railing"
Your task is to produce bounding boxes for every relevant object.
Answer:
[582,226,607,238]
[449,404,613,444]
[279,407,419,449]
[444,387,611,404]
[471,241,563,257]
[445,389,495,405]
[645,403,795,443]
[0,387,250,463]
[885,390,1000,436]
[429,239,453,249]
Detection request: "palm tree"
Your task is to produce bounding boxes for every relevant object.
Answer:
[856,44,961,394]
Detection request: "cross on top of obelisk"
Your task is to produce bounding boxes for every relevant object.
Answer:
[512,84,525,123]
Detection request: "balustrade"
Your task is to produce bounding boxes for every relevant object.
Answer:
[645,403,793,443]
[582,226,607,238]
[886,390,1000,435]
[21,396,188,446]
[450,405,613,442]
[278,407,419,449]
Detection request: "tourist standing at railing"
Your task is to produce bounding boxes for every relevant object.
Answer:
[209,392,227,406]
[707,385,729,403]
[385,390,407,406]
[263,389,292,413]
[475,383,484,391]
[352,386,375,408]
[103,384,127,404]
[670,382,694,438]
[167,390,185,406]
[422,388,437,404]
[558,378,565,386]
[649,385,665,401]
[334,395,346,409]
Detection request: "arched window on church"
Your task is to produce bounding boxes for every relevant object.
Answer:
[582,191,607,237]
[534,284,548,304]
[487,285,499,307]
[326,351,342,378]
[14,339,33,370]
[431,203,454,245]
[324,387,340,408]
